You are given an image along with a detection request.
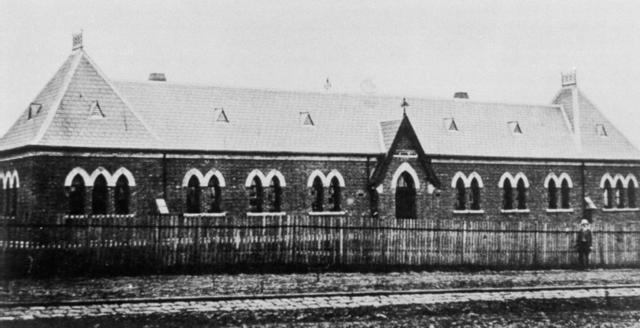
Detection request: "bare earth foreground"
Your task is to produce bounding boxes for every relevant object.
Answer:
[2,268,640,303]
[1,269,640,327]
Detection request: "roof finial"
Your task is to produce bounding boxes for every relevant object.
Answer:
[72,30,83,51]
[401,97,409,115]
[561,68,577,87]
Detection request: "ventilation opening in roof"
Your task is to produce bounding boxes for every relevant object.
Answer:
[28,103,42,120]
[88,101,105,119]
[214,108,229,123]
[596,124,608,137]
[444,118,458,132]
[508,121,522,135]
[300,112,314,126]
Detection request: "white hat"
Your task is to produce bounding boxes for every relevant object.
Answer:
[581,219,589,225]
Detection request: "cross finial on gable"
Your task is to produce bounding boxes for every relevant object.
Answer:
[72,31,83,51]
[401,98,409,115]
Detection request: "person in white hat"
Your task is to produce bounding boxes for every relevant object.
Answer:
[576,219,592,269]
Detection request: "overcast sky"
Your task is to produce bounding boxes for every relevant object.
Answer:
[1,0,640,149]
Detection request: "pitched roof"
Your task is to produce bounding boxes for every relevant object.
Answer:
[0,50,159,151]
[2,49,639,161]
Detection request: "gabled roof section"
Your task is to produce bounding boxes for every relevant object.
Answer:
[553,88,640,160]
[0,49,159,151]
[0,51,81,150]
[371,114,441,188]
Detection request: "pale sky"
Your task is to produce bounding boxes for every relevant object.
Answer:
[1,0,640,149]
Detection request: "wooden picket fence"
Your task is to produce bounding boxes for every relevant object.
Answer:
[1,214,639,276]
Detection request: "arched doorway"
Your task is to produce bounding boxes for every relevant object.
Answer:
[395,172,416,219]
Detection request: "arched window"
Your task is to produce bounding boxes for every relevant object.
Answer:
[7,184,17,217]
[208,176,222,213]
[560,179,571,209]
[311,176,324,212]
[629,184,637,208]
[92,175,108,214]
[370,187,380,218]
[114,175,130,214]
[603,180,613,209]
[249,176,264,213]
[0,183,4,216]
[69,175,86,215]
[469,178,481,210]
[455,177,466,210]
[329,176,341,211]
[268,177,283,212]
[395,172,416,219]
[548,179,558,209]
[186,175,201,213]
[615,179,625,208]
[516,178,527,209]
[503,179,514,210]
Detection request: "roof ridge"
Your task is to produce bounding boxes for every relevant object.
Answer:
[113,79,563,110]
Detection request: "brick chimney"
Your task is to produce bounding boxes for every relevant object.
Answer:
[453,92,469,99]
[148,73,167,82]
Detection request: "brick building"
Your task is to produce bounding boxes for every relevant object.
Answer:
[0,36,638,223]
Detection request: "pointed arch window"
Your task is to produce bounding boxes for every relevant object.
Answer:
[548,179,558,209]
[114,175,130,214]
[68,175,86,215]
[469,178,481,210]
[0,183,4,216]
[603,180,613,209]
[615,179,625,208]
[249,176,264,213]
[560,179,571,209]
[503,179,514,210]
[186,176,201,213]
[628,176,637,208]
[395,172,416,219]
[329,176,341,211]
[208,176,222,213]
[92,175,108,214]
[370,187,380,218]
[455,177,466,210]
[8,183,17,217]
[516,178,527,209]
[311,176,324,212]
[268,176,283,212]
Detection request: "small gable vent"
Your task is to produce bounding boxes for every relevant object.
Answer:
[596,124,608,137]
[300,112,314,126]
[508,121,522,135]
[214,108,229,123]
[28,103,42,120]
[444,118,458,132]
[89,101,105,119]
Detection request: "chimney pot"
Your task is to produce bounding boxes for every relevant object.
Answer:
[454,92,469,99]
[148,73,166,82]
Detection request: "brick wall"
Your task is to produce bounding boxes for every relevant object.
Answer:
[1,151,638,223]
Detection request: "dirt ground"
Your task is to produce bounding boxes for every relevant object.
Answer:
[2,268,640,303]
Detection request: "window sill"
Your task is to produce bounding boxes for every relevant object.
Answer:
[64,214,136,219]
[247,212,287,217]
[602,208,639,212]
[184,212,227,217]
[453,210,485,215]
[546,208,574,213]
[309,211,346,216]
[500,209,530,214]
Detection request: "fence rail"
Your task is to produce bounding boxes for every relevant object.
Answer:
[1,215,639,276]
